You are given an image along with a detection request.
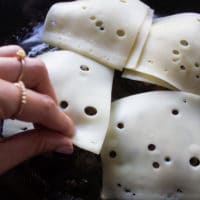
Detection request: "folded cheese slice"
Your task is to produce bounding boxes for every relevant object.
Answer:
[101,91,200,200]
[42,0,151,70]
[123,69,177,90]
[39,51,114,154]
[125,8,153,69]
[123,13,200,95]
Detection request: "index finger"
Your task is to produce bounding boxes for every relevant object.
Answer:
[0,45,24,57]
[0,57,57,101]
[0,79,74,137]
[20,89,75,137]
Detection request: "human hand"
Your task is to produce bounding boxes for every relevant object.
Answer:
[0,45,75,175]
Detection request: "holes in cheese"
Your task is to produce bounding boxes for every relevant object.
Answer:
[177,188,183,193]
[171,109,179,115]
[42,0,152,70]
[124,188,131,193]
[165,156,171,163]
[172,50,180,55]
[95,20,103,27]
[90,15,96,20]
[117,122,124,130]
[84,106,97,116]
[60,100,69,109]
[180,39,189,47]
[109,150,117,159]
[180,65,186,70]
[117,183,122,187]
[81,6,87,10]
[152,162,160,169]
[190,157,200,167]
[21,127,28,131]
[195,62,200,68]
[38,50,114,154]
[172,57,180,63]
[123,13,200,95]
[116,183,136,197]
[80,65,90,71]
[116,29,126,37]
[101,91,200,199]
[148,144,156,151]
[95,20,105,31]
[183,98,187,103]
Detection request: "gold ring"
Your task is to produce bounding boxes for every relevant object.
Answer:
[16,49,26,81]
[12,81,27,119]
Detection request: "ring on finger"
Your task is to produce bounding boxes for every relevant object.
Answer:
[16,49,26,81]
[12,81,27,119]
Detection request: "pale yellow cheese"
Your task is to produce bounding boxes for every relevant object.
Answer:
[124,13,200,95]
[101,91,200,199]
[42,0,151,70]
[125,8,153,69]
[39,50,114,154]
[2,51,113,154]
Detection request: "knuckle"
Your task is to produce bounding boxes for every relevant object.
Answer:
[28,57,48,77]
[27,58,50,86]
[35,59,48,75]
[10,45,23,51]
[34,59,49,81]
[42,95,57,113]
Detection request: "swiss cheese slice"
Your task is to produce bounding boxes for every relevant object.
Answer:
[2,119,34,137]
[124,13,200,95]
[42,0,151,70]
[39,51,114,154]
[101,91,200,200]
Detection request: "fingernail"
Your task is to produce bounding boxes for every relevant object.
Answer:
[56,146,73,154]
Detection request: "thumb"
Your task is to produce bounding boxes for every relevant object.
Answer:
[0,129,73,175]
